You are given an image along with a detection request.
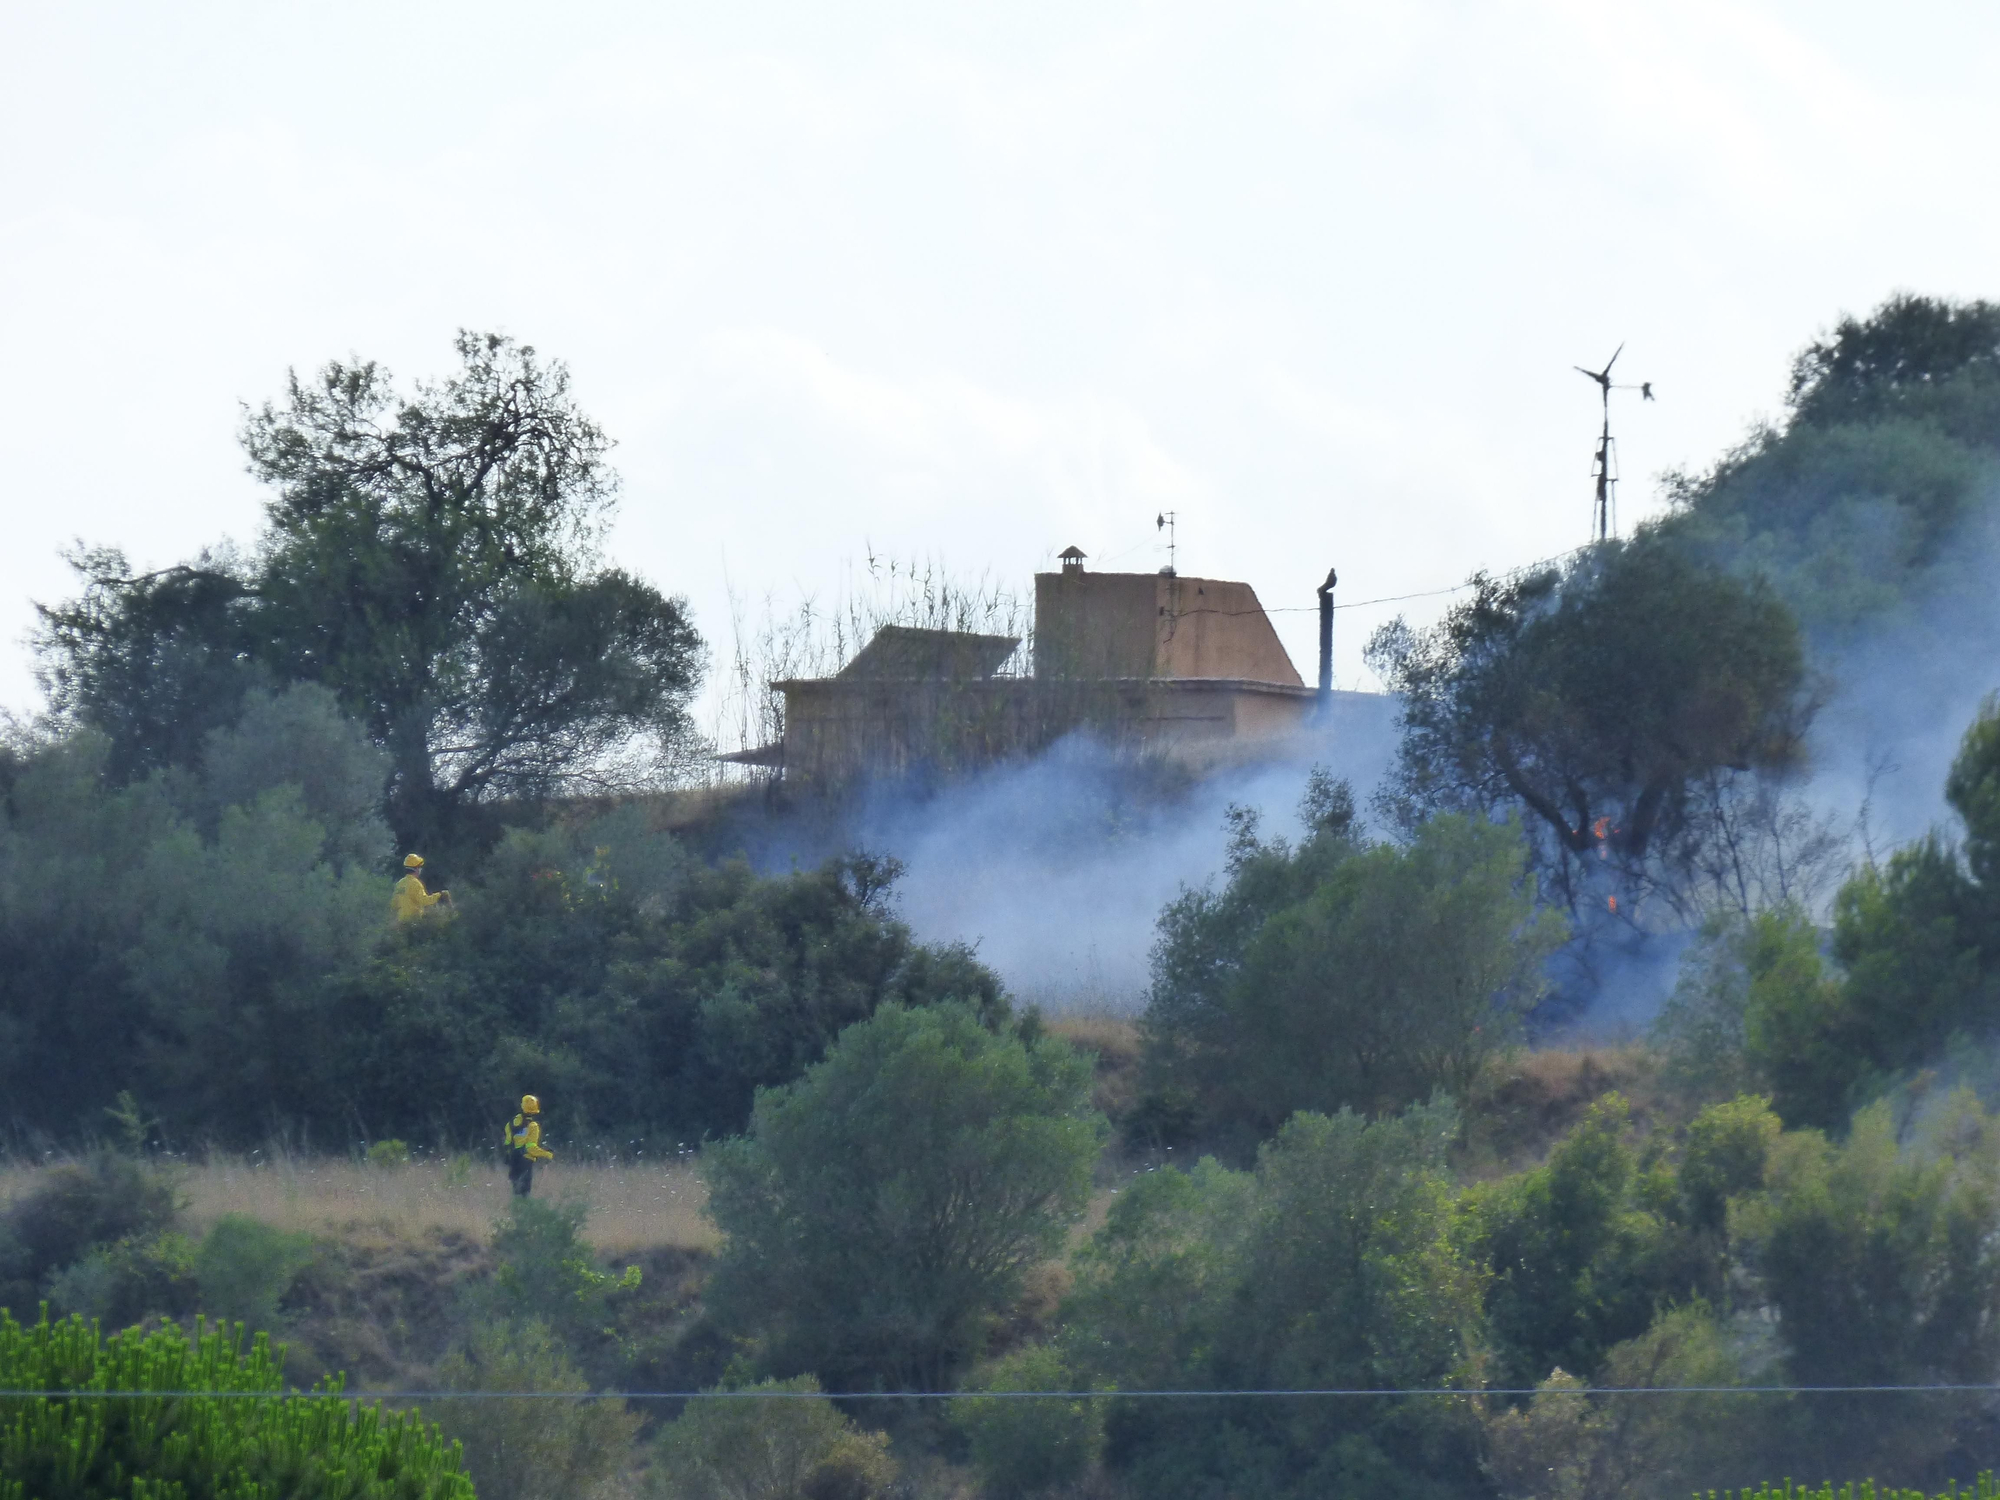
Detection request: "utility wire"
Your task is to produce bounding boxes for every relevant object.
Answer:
[8,1384,2000,1402]
[1167,544,1598,620]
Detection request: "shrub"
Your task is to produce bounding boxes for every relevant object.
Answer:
[0,1153,183,1319]
[1734,1093,2000,1389]
[1064,1102,1483,1500]
[0,1306,471,1499]
[46,1231,198,1330]
[948,1343,1103,1499]
[1469,1095,1681,1391]
[1147,789,1563,1138]
[649,1375,895,1500]
[195,1213,315,1333]
[703,1002,1102,1390]
[432,1319,642,1500]
[1706,1479,1999,1500]
[472,1198,641,1372]
[367,1138,413,1167]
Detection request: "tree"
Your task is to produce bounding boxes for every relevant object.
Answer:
[949,1344,1105,1500]
[36,332,704,855]
[1367,528,1810,916]
[1787,293,2000,435]
[1063,1102,1485,1500]
[0,1309,473,1498]
[1145,785,1564,1138]
[1829,696,2000,1089]
[433,1320,642,1500]
[1661,295,2000,639]
[1735,1094,2000,1402]
[650,1375,896,1500]
[1468,1096,1682,1392]
[702,1003,1103,1391]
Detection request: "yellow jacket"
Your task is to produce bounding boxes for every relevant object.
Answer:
[390,872,445,923]
[505,1113,554,1162]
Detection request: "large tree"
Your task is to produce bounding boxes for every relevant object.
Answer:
[37,332,703,855]
[1366,529,1811,916]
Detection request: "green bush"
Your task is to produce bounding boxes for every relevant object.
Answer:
[948,1344,1103,1499]
[195,1214,315,1333]
[46,1231,198,1330]
[649,1375,896,1500]
[367,1138,412,1167]
[1702,1479,1999,1500]
[1146,781,1564,1139]
[469,1198,640,1378]
[703,1002,1102,1391]
[0,1306,471,1499]
[432,1318,642,1500]
[1064,1101,1484,1500]
[0,1160,186,1320]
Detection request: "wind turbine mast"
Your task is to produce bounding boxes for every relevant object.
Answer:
[1574,346,1654,542]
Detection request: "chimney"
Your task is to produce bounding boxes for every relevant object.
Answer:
[1059,545,1087,575]
[1316,567,1337,719]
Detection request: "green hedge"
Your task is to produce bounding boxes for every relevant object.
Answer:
[1702,1478,2000,1500]
[0,1307,473,1500]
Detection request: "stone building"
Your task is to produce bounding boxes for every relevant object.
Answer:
[725,550,1375,787]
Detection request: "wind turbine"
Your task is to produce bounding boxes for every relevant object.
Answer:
[1575,346,1655,542]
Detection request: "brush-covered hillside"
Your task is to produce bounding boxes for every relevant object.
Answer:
[7,299,2000,1498]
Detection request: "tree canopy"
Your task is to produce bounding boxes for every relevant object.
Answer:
[1367,529,1811,916]
[1143,773,1563,1140]
[703,1002,1102,1391]
[36,332,703,857]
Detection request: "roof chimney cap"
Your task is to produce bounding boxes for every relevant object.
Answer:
[1059,545,1086,573]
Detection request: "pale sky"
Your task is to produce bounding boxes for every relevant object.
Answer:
[6,1,1998,736]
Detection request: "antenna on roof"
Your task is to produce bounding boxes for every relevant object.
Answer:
[1574,346,1655,542]
[1156,511,1177,576]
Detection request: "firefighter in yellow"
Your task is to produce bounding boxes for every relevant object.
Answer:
[505,1094,555,1196]
[390,853,452,923]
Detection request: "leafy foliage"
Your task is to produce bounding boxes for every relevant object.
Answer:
[1468,1095,1708,1392]
[704,1003,1102,1391]
[649,1374,897,1500]
[0,1308,472,1500]
[1734,1093,2000,1390]
[194,1215,316,1336]
[1064,1102,1483,1500]
[948,1343,1105,1500]
[36,333,704,856]
[0,723,1004,1143]
[1367,528,1811,916]
[433,1319,643,1500]
[0,1154,182,1318]
[1145,774,1562,1139]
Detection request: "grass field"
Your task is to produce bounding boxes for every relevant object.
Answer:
[0,1152,719,1254]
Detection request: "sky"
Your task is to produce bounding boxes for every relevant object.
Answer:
[5,0,2000,738]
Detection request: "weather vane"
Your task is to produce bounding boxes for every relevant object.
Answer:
[1575,345,1654,542]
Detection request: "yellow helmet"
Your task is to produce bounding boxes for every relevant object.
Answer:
[403,853,425,869]
[521,1094,540,1115]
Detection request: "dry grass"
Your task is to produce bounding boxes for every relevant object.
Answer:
[0,1154,719,1255]
[1049,1013,1144,1121]
[1459,1044,1679,1177]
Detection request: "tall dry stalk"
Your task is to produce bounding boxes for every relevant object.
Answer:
[711,553,1031,775]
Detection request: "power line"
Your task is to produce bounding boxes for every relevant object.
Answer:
[10,1383,2000,1402]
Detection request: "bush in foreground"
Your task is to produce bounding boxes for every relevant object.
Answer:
[649,1374,895,1500]
[1703,1479,1999,1500]
[0,1307,471,1500]
[704,1002,1102,1392]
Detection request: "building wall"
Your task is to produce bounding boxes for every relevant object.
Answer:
[776,674,1316,786]
[1034,570,1304,685]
